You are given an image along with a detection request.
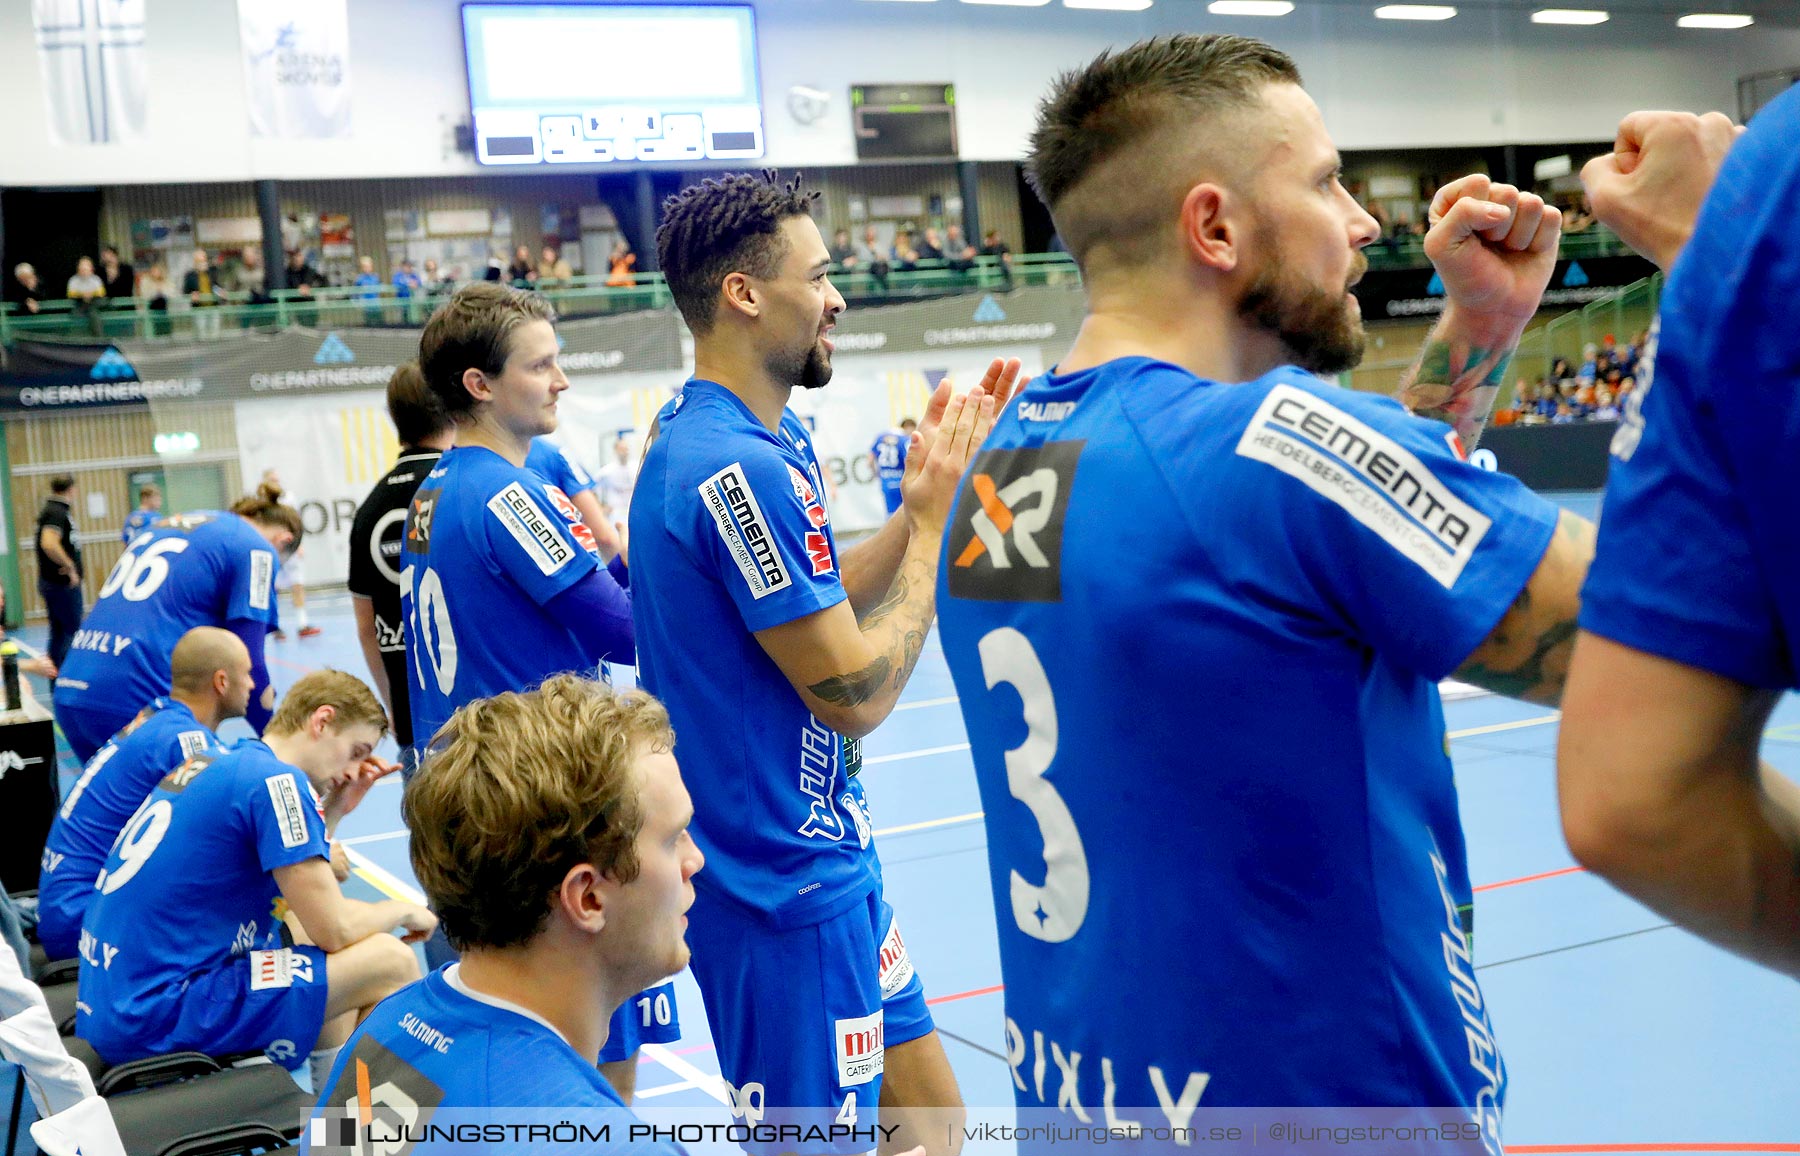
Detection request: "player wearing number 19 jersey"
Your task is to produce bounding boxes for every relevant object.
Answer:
[53,494,299,763]
[938,35,1594,1154]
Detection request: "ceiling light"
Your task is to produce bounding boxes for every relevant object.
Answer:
[1532,8,1609,22]
[1375,4,1456,17]
[1065,0,1154,8]
[1678,11,1752,26]
[1208,0,1295,15]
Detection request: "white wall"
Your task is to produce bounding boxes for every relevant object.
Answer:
[0,0,1791,187]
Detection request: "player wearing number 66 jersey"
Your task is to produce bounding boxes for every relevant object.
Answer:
[403,283,665,1097]
[938,37,1594,1152]
[52,488,304,764]
[76,671,433,1092]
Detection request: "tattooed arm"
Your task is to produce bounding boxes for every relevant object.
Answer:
[1394,312,1522,453]
[755,389,995,738]
[1399,173,1562,451]
[1451,508,1595,705]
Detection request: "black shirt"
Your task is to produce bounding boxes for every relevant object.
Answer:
[347,449,442,747]
[35,497,81,584]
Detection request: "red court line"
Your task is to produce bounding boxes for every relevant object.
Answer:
[267,654,318,675]
[1474,865,1587,893]
[1512,1137,1800,1145]
[927,983,1004,1007]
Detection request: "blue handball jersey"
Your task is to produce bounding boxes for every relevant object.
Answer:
[870,431,907,489]
[1581,87,1800,689]
[76,741,328,1054]
[526,437,598,497]
[632,382,878,929]
[400,445,618,751]
[307,966,685,1156]
[121,508,157,544]
[54,512,279,719]
[36,698,222,960]
[936,361,1558,1138]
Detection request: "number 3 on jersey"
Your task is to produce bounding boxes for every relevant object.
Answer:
[402,565,458,695]
[978,627,1088,943]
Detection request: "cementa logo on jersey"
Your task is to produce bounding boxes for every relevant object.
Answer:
[946,442,1083,603]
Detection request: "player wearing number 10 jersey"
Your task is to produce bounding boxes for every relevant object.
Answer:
[53,489,303,763]
[938,36,1594,1153]
[404,283,667,1093]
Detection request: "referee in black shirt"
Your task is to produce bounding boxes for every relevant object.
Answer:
[348,363,452,776]
[35,474,84,668]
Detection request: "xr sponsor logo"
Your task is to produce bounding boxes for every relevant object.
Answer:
[946,442,1082,603]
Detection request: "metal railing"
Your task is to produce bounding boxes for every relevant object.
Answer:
[0,253,1079,345]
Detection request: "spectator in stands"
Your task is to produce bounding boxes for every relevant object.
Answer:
[1591,384,1620,421]
[183,248,222,339]
[1616,374,1636,399]
[98,245,135,303]
[1549,357,1571,382]
[139,261,172,335]
[980,228,1014,285]
[232,245,270,306]
[1575,343,1599,383]
[74,670,432,1091]
[829,228,857,267]
[36,627,253,961]
[917,226,945,261]
[353,255,383,325]
[1533,386,1560,421]
[538,244,573,285]
[282,249,325,294]
[66,256,106,333]
[509,244,537,287]
[422,257,452,295]
[8,263,44,314]
[394,258,422,297]
[944,225,978,273]
[309,675,699,1146]
[606,239,637,287]
[36,474,84,669]
[121,484,161,543]
[855,226,891,290]
[66,257,105,304]
[891,227,920,271]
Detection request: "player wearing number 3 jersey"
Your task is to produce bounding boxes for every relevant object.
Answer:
[403,282,667,1096]
[939,37,1594,1154]
[77,672,431,1089]
[53,488,305,763]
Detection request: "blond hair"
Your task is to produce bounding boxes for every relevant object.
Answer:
[266,669,388,738]
[404,673,674,951]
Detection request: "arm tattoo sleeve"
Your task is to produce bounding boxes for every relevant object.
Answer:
[1397,339,1517,452]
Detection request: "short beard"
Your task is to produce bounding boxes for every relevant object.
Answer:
[1238,231,1368,377]
[770,341,834,391]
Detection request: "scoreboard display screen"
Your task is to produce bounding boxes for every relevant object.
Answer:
[462,3,764,166]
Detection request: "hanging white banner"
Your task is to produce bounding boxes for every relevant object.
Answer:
[238,0,352,139]
[33,0,149,147]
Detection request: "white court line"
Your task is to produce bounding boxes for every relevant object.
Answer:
[865,742,969,765]
[343,845,426,904]
[1451,714,1560,739]
[875,811,984,838]
[638,1043,729,1106]
[892,695,960,713]
[634,1078,701,1099]
[342,830,410,847]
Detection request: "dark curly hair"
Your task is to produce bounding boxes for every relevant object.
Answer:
[655,171,820,335]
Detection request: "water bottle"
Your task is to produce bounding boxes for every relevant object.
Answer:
[0,641,20,713]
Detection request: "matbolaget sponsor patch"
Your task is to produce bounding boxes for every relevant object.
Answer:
[877,919,915,999]
[700,463,791,599]
[835,1010,885,1087]
[486,482,576,576]
[1234,384,1491,588]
